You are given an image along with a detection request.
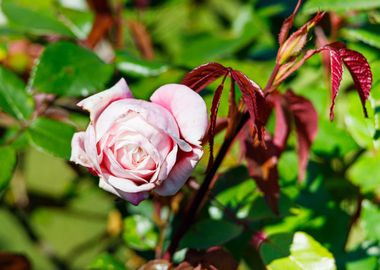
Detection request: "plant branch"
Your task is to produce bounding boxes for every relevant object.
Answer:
[164,112,249,259]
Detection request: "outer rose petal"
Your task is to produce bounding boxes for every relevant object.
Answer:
[78,78,133,122]
[108,175,155,192]
[70,132,91,167]
[99,177,148,205]
[150,84,208,146]
[154,147,203,196]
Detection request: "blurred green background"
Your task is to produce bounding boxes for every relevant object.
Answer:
[0,0,380,269]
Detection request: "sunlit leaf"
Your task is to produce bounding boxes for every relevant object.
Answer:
[347,151,380,194]
[1,0,74,36]
[27,117,75,159]
[115,51,169,77]
[31,41,113,96]
[260,232,336,270]
[0,66,34,120]
[303,0,380,13]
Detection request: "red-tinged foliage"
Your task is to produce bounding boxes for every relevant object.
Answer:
[268,92,291,152]
[207,81,226,171]
[339,48,372,117]
[183,247,238,270]
[251,231,268,250]
[284,90,318,181]
[326,47,343,120]
[245,133,280,214]
[278,0,302,45]
[0,252,31,270]
[231,70,269,141]
[314,43,372,119]
[182,62,228,92]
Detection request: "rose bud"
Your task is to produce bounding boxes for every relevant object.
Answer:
[70,79,208,205]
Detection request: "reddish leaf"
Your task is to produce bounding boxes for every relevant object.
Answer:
[182,63,228,92]
[278,0,302,45]
[284,90,318,181]
[320,46,343,120]
[0,252,31,270]
[339,48,372,117]
[207,80,226,171]
[230,70,269,140]
[268,92,291,152]
[245,133,280,214]
[184,247,238,270]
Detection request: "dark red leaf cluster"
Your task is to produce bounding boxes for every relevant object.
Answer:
[314,43,373,119]
[182,62,228,92]
[182,63,269,170]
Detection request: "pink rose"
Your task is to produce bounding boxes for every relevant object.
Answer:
[70,79,208,204]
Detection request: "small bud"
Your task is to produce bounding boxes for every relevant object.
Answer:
[277,12,325,65]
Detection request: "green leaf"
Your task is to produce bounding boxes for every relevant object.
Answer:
[31,41,113,96]
[343,27,380,50]
[1,0,74,36]
[115,51,169,77]
[0,146,17,192]
[303,0,380,13]
[0,66,34,120]
[342,93,377,150]
[180,219,243,249]
[27,117,75,159]
[123,215,158,251]
[260,232,336,270]
[361,200,380,242]
[88,253,126,270]
[347,151,380,194]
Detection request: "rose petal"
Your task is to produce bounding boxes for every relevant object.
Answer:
[155,147,203,196]
[84,124,101,173]
[99,177,148,205]
[70,132,91,167]
[150,84,208,146]
[108,175,156,193]
[95,99,179,142]
[78,78,133,122]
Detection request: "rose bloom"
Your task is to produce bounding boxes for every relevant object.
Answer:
[70,79,208,204]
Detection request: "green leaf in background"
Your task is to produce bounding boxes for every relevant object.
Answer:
[343,26,380,50]
[27,117,75,159]
[303,0,380,14]
[123,215,158,251]
[115,51,169,77]
[180,219,243,249]
[0,146,16,192]
[260,232,336,270]
[31,41,113,96]
[343,93,377,150]
[1,0,74,36]
[361,200,380,243]
[88,253,126,270]
[347,151,380,194]
[0,66,34,120]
